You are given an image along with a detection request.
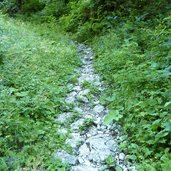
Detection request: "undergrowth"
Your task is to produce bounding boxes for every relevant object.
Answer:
[0,13,80,170]
[0,0,171,170]
[92,13,171,171]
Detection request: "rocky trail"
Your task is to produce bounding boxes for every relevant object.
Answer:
[55,44,136,171]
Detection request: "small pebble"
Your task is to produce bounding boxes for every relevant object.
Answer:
[119,153,125,161]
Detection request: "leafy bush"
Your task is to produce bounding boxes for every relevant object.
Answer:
[0,0,17,14]
[1,0,170,170]
[41,0,66,17]
[59,0,98,41]
[22,0,45,13]
[92,12,171,170]
[0,13,80,170]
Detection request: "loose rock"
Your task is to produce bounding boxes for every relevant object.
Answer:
[56,112,72,123]
[55,44,136,171]
[93,105,105,114]
[54,150,78,165]
[119,153,125,161]
[66,133,84,149]
[71,165,98,171]
[71,119,85,131]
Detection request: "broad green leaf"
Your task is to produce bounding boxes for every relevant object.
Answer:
[104,110,122,125]
[15,91,28,97]
[162,122,171,132]
[164,101,171,108]
[115,166,122,171]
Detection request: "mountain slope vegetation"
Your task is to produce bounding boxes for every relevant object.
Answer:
[92,15,171,171]
[0,13,80,170]
[0,0,171,170]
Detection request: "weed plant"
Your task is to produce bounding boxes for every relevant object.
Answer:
[92,13,171,171]
[0,13,80,170]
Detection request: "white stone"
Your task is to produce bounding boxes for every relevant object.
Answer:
[77,95,89,103]
[78,157,85,164]
[88,152,101,163]
[119,153,125,161]
[97,124,101,130]
[58,128,68,135]
[94,117,101,124]
[79,74,95,84]
[99,149,113,161]
[87,134,91,137]
[93,105,105,114]
[78,89,90,96]
[56,112,72,123]
[54,150,78,165]
[94,100,100,105]
[79,143,90,157]
[69,91,78,97]
[83,159,92,166]
[88,128,98,136]
[73,86,81,92]
[83,134,114,163]
[66,133,84,149]
[100,125,107,129]
[106,140,117,152]
[74,107,83,114]
[70,165,98,171]
[97,131,104,134]
[71,119,85,130]
[65,96,75,104]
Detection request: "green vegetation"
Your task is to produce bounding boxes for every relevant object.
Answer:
[90,2,171,170]
[105,155,115,169]
[93,17,171,170]
[0,0,171,170]
[0,14,80,170]
[79,118,94,133]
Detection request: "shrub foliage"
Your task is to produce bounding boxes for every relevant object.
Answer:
[0,0,171,170]
[0,14,79,170]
